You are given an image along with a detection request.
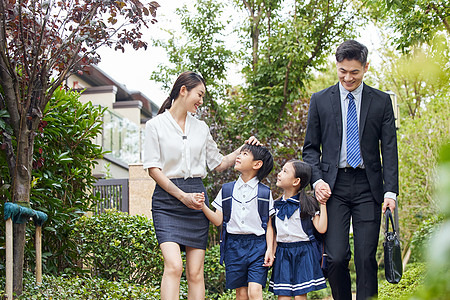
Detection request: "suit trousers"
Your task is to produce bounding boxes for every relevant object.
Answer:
[324,168,381,300]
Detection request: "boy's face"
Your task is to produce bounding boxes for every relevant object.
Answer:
[235,149,260,173]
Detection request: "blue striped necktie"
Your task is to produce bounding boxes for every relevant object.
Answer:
[346,92,361,168]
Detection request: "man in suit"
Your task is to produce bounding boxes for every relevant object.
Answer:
[302,40,398,300]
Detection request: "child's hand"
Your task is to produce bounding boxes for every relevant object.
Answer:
[263,249,274,267]
[194,192,205,207]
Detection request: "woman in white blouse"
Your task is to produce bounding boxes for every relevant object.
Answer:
[143,71,259,299]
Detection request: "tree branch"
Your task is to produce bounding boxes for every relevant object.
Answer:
[278,59,293,123]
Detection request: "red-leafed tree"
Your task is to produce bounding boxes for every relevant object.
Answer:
[0,0,159,295]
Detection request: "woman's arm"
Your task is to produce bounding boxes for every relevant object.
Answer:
[313,203,328,234]
[214,136,260,172]
[201,203,223,226]
[148,167,204,210]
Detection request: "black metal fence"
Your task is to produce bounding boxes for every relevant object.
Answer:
[93,179,129,214]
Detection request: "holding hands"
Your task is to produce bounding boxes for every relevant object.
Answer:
[314,181,331,204]
[182,192,205,210]
[263,249,275,267]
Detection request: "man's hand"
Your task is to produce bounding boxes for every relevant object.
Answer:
[315,181,331,204]
[382,197,396,214]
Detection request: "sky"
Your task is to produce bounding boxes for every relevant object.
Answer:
[97,1,383,107]
[97,1,185,106]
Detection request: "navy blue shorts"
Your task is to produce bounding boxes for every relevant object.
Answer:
[224,234,268,289]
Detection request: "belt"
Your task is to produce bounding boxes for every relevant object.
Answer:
[339,167,365,173]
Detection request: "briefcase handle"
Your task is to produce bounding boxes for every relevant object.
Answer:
[384,207,397,236]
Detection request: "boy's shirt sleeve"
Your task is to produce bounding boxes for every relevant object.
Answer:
[211,188,223,212]
[269,190,275,217]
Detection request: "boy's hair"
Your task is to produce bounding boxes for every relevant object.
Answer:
[335,40,368,65]
[241,144,273,181]
[287,159,319,218]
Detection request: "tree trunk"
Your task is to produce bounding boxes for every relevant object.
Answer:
[243,1,262,72]
[11,123,35,297]
[13,223,26,296]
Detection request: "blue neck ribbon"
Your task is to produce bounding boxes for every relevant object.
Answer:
[275,194,300,220]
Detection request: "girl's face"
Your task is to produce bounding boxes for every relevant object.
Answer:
[182,83,205,114]
[276,162,298,190]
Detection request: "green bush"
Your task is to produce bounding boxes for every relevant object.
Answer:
[377,263,426,300]
[409,145,450,300]
[410,215,444,263]
[10,274,160,299]
[73,210,163,285]
[204,244,226,297]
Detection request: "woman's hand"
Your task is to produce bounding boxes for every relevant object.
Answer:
[181,192,205,210]
[214,135,261,172]
[245,135,261,146]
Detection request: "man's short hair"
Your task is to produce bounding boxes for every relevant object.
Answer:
[335,40,368,65]
[241,144,273,181]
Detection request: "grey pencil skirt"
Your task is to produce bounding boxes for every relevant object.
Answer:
[152,177,210,250]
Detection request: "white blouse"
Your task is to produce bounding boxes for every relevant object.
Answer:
[274,197,320,243]
[143,111,224,179]
[274,208,310,243]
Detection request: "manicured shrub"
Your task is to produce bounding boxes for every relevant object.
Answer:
[13,274,160,299]
[73,210,163,285]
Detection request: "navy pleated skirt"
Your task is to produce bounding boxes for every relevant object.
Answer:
[152,177,209,250]
[269,241,327,296]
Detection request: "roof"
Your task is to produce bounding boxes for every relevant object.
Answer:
[73,63,159,118]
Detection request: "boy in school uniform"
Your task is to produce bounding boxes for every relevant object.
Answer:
[202,144,274,300]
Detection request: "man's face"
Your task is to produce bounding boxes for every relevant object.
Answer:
[336,59,369,92]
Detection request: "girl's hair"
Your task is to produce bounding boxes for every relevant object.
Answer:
[287,159,319,219]
[157,71,206,115]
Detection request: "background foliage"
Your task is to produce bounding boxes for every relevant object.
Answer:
[1,88,105,275]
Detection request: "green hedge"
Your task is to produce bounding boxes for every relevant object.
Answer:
[13,274,160,299]
[73,210,163,285]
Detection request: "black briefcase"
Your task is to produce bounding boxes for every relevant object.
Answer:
[383,207,403,284]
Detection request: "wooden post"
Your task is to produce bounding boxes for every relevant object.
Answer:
[35,226,42,284]
[5,217,13,300]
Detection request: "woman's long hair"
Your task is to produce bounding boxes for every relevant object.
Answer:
[288,159,320,219]
[157,71,206,115]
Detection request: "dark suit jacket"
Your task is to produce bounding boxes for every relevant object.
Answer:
[302,83,398,203]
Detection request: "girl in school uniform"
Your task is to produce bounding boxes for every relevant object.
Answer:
[269,159,328,300]
[143,71,259,299]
